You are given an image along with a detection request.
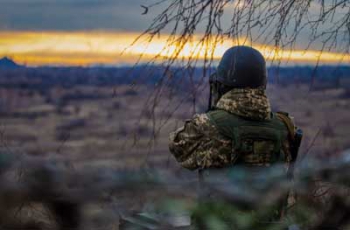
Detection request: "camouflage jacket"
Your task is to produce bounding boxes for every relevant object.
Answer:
[169,88,293,170]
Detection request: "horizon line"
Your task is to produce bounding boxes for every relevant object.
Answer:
[1,31,349,67]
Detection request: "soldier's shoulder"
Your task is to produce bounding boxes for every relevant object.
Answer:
[276,111,290,116]
[276,111,296,124]
[192,113,211,125]
[191,113,220,133]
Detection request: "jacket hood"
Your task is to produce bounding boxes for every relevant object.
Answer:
[215,88,271,121]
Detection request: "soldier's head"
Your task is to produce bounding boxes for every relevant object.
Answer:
[210,46,267,103]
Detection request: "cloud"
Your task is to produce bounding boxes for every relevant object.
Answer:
[0,0,347,53]
[0,0,153,31]
[1,31,349,66]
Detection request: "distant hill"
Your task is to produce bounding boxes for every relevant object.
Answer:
[0,57,22,69]
[0,64,349,91]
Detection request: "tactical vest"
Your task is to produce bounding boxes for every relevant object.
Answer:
[197,110,295,225]
[207,109,290,166]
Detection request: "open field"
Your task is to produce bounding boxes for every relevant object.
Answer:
[1,79,350,229]
[1,82,350,169]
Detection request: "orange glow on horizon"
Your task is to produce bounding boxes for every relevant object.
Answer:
[0,31,349,66]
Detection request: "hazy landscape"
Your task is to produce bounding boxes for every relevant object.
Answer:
[1,58,350,229]
[1,58,350,168]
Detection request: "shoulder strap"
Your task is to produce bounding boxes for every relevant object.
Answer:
[276,112,295,142]
[207,109,288,140]
[206,109,241,138]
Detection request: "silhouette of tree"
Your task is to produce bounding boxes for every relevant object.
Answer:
[137,0,349,67]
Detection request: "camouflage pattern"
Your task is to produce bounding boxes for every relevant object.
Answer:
[169,114,232,169]
[216,88,271,121]
[169,88,292,170]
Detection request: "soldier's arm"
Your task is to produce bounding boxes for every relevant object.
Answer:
[169,114,232,170]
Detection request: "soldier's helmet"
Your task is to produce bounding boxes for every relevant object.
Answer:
[211,46,267,89]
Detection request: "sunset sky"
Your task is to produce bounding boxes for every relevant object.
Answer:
[0,0,349,66]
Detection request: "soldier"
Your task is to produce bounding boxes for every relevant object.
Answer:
[169,46,302,228]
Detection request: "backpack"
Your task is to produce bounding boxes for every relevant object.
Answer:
[206,109,294,166]
[198,110,298,222]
